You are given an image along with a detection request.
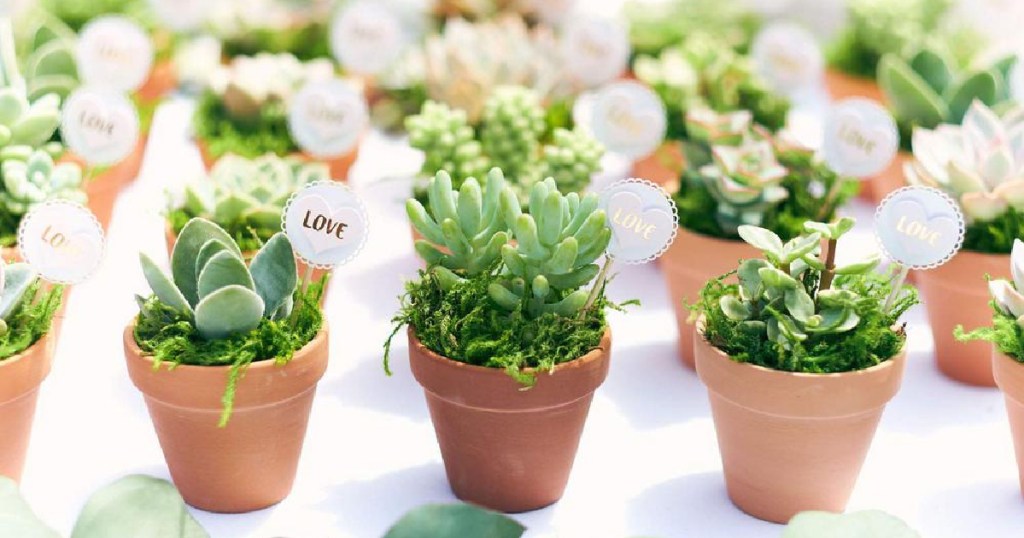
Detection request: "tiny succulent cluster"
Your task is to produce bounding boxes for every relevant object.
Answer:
[879,46,1015,146]
[208,53,333,125]
[407,86,603,199]
[698,218,915,372]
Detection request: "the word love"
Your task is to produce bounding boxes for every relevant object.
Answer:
[302,210,349,240]
[288,79,368,159]
[875,186,964,270]
[77,16,153,92]
[331,1,405,76]
[18,202,105,284]
[611,208,657,239]
[599,179,678,265]
[561,17,629,88]
[586,81,666,159]
[61,88,139,166]
[823,98,898,178]
[284,183,369,269]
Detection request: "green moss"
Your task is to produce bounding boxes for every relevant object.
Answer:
[957,302,1024,362]
[192,90,297,162]
[167,208,271,254]
[0,281,62,361]
[133,277,325,426]
[962,209,1024,255]
[221,23,331,61]
[694,268,916,373]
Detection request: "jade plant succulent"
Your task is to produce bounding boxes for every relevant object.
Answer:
[696,217,916,372]
[879,45,1016,147]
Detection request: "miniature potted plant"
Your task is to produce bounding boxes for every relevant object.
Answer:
[957,239,1024,493]
[624,0,760,59]
[385,168,617,512]
[662,108,857,368]
[692,218,917,523]
[873,45,1015,201]
[124,218,327,512]
[903,100,1022,385]
[632,32,789,186]
[206,0,332,61]
[0,262,63,483]
[193,52,361,180]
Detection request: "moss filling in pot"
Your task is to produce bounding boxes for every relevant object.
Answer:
[693,218,917,373]
[957,239,1024,361]
[0,273,61,361]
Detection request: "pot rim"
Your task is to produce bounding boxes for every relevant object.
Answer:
[994,349,1024,398]
[0,332,52,371]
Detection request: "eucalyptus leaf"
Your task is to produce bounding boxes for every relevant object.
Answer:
[71,475,209,538]
[782,510,920,538]
[383,503,525,538]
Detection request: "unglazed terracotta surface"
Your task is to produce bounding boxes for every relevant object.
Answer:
[630,141,684,190]
[69,137,148,230]
[862,151,910,204]
[824,69,885,103]
[0,333,54,482]
[407,328,611,513]
[123,323,329,513]
[695,326,906,523]
[993,350,1024,495]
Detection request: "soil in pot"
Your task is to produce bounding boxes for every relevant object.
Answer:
[122,323,329,513]
[195,138,360,182]
[993,349,1024,495]
[694,328,906,523]
[630,142,684,190]
[918,250,1008,386]
[407,327,612,513]
[824,69,885,103]
[661,227,758,369]
[0,332,55,482]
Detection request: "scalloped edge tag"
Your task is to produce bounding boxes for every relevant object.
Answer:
[874,186,965,270]
[288,78,369,160]
[330,1,407,77]
[282,181,369,269]
[76,16,154,92]
[17,201,105,284]
[598,178,678,264]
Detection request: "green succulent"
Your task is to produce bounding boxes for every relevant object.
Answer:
[541,127,604,195]
[39,0,148,32]
[624,0,760,57]
[479,86,545,184]
[139,218,298,340]
[16,10,80,102]
[0,262,41,337]
[406,101,490,189]
[0,149,84,215]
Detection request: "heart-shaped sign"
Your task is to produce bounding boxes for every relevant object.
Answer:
[284,182,369,269]
[288,79,368,160]
[598,179,678,264]
[76,16,154,92]
[17,201,105,284]
[331,1,406,76]
[61,88,139,166]
[822,98,899,178]
[750,22,823,96]
[588,81,666,160]
[561,16,629,89]
[875,186,964,269]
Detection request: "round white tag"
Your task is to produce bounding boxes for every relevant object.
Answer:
[331,1,406,77]
[874,186,965,270]
[283,181,369,269]
[587,81,666,160]
[18,201,105,284]
[146,0,208,31]
[60,88,140,166]
[561,16,630,89]
[751,22,823,96]
[822,98,899,178]
[598,178,678,264]
[288,78,368,160]
[76,16,154,92]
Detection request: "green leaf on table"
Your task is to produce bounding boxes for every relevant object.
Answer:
[383,503,525,538]
[782,510,920,538]
[70,475,209,538]
[0,476,60,538]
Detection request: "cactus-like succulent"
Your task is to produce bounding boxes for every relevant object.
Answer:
[0,262,41,337]
[140,218,298,340]
[0,90,61,149]
[479,86,545,183]
[879,45,1015,145]
[987,239,1024,327]
[903,101,1024,223]
[540,127,604,195]
[177,153,328,246]
[406,101,490,188]
[0,149,84,215]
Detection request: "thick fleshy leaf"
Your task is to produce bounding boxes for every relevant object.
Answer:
[172,219,241,307]
[0,263,35,321]
[878,55,948,128]
[194,285,264,340]
[720,295,751,321]
[197,251,254,300]
[945,71,1000,123]
[737,225,784,257]
[249,233,297,316]
[0,476,60,538]
[782,510,920,538]
[194,239,232,283]
[1012,239,1024,291]
[140,254,192,315]
[910,47,953,94]
[784,288,815,322]
[383,503,525,538]
[70,475,209,538]
[990,279,1024,317]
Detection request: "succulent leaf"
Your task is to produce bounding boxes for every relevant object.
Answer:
[249,233,298,318]
[140,254,192,316]
[194,285,265,340]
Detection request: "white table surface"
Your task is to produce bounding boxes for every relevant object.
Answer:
[14,95,1024,538]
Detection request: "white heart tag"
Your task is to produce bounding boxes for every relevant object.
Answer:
[61,88,140,166]
[874,186,965,270]
[18,201,105,284]
[822,98,899,178]
[750,22,823,97]
[331,1,406,76]
[598,178,678,264]
[561,16,630,89]
[288,79,368,160]
[76,16,154,92]
[588,81,666,160]
[284,182,369,269]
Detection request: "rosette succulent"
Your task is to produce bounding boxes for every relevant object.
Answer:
[0,149,84,214]
[699,129,789,234]
[988,239,1024,327]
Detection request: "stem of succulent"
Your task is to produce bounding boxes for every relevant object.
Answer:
[819,238,837,292]
[883,264,910,312]
[580,258,613,318]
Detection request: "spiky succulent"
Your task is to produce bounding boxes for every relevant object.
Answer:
[0,149,84,214]
[0,261,41,336]
[140,218,298,340]
[904,101,1024,223]
[207,52,333,125]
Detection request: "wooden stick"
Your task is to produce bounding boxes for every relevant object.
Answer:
[883,264,910,312]
[580,258,613,318]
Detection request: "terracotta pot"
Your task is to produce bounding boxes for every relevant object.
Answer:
[123,322,329,513]
[195,138,360,182]
[862,151,910,204]
[408,327,611,513]
[65,137,148,230]
[824,69,885,103]
[0,333,55,483]
[630,141,684,190]
[993,349,1024,495]
[137,60,178,103]
[694,326,906,523]
[917,250,1008,386]
[661,227,758,369]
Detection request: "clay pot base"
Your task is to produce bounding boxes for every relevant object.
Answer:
[0,333,55,482]
[408,328,611,513]
[994,350,1024,495]
[630,142,684,190]
[195,139,360,182]
[861,151,910,204]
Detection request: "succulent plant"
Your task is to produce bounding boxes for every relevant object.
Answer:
[903,100,1024,223]
[406,101,490,187]
[0,149,84,215]
[0,262,40,336]
[879,45,1015,141]
[139,218,298,340]
[479,86,545,183]
[0,90,61,149]
[624,0,760,57]
[489,177,611,317]
[206,0,333,60]
[16,10,80,101]
[207,52,333,125]
[987,239,1024,326]
[181,153,328,238]
[540,127,604,195]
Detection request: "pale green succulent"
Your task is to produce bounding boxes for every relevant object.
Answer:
[479,86,545,184]
[17,10,80,101]
[0,262,40,336]
[139,218,298,340]
[0,149,84,215]
[0,90,61,149]
[209,52,333,124]
[406,101,490,188]
[541,128,604,195]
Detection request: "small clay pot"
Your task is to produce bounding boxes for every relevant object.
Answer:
[0,247,69,340]
[694,325,906,523]
[195,138,360,182]
[630,141,685,190]
[123,322,329,513]
[660,227,758,369]
[0,332,55,482]
[993,349,1024,495]
[917,250,1008,386]
[137,60,178,103]
[64,137,148,230]
[862,151,911,204]
[408,327,612,513]
[824,69,885,103]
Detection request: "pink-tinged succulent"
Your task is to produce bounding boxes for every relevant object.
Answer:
[988,238,1024,326]
[685,108,753,146]
[701,131,789,233]
[904,100,1024,222]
